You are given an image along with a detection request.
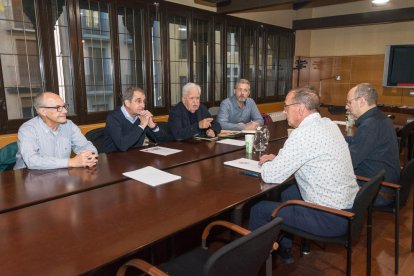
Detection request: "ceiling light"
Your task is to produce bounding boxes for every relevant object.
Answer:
[372,0,390,4]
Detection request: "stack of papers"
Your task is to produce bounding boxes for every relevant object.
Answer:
[224,158,261,173]
[140,146,182,156]
[217,139,246,147]
[123,166,181,187]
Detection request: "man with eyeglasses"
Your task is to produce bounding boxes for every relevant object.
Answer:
[248,87,358,264]
[217,79,263,130]
[345,83,400,206]
[15,92,98,170]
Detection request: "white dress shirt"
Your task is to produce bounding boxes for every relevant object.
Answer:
[261,113,359,209]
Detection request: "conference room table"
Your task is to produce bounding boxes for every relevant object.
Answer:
[0,140,287,275]
[0,120,289,214]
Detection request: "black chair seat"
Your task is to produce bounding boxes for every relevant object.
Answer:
[161,247,210,276]
[280,224,348,246]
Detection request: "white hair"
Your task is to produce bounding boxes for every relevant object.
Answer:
[182,82,201,98]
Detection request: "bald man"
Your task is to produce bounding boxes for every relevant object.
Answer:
[15,92,97,170]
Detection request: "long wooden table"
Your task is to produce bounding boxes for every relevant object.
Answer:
[0,121,289,275]
[0,121,288,214]
[0,141,287,275]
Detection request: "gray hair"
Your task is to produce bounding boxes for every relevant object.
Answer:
[354,83,378,106]
[182,82,201,98]
[235,79,250,89]
[122,86,145,103]
[33,93,45,111]
[291,87,320,111]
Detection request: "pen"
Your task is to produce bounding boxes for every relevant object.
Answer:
[240,170,260,178]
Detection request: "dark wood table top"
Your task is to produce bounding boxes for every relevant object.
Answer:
[0,121,288,214]
[0,125,289,275]
[0,172,251,275]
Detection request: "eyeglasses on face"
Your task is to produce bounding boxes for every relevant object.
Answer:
[283,102,300,110]
[40,103,69,112]
[346,97,361,105]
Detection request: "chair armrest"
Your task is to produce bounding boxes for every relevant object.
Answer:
[356,175,400,189]
[116,259,167,276]
[201,220,251,249]
[271,200,355,220]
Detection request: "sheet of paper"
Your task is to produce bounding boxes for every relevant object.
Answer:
[123,166,181,187]
[216,139,246,147]
[241,130,256,134]
[333,120,347,126]
[224,158,261,173]
[140,146,182,156]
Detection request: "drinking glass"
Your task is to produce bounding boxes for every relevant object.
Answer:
[253,126,270,155]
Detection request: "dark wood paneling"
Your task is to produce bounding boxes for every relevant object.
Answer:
[293,7,414,30]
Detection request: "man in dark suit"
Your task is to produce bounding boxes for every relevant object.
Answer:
[168,82,221,140]
[102,87,169,153]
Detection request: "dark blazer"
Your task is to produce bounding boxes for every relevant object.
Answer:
[168,102,221,140]
[102,107,170,153]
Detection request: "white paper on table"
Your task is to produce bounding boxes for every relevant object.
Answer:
[216,139,246,147]
[224,158,261,173]
[123,166,181,187]
[333,120,347,126]
[140,146,182,156]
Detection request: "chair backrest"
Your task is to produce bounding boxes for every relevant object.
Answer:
[328,105,347,115]
[0,142,18,171]
[85,128,106,153]
[208,106,220,118]
[203,217,283,276]
[398,159,414,207]
[350,170,384,242]
[398,121,414,162]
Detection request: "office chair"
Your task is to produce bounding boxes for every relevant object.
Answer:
[271,171,384,276]
[117,218,283,276]
[0,142,18,171]
[84,128,106,153]
[398,121,414,166]
[356,159,414,274]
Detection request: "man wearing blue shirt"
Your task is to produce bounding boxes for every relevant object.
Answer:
[15,92,97,170]
[217,79,264,130]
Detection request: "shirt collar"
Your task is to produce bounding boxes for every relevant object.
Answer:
[355,106,378,127]
[37,116,62,135]
[297,112,321,128]
[121,105,138,124]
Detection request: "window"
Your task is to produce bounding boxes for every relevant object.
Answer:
[169,14,188,106]
[226,26,240,97]
[117,7,145,94]
[0,0,294,132]
[193,18,210,102]
[1,0,43,120]
[81,0,113,113]
[243,28,256,96]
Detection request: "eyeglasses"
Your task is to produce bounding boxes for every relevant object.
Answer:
[283,102,300,110]
[40,103,69,112]
[346,97,361,105]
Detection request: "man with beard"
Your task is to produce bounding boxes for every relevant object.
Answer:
[217,79,264,130]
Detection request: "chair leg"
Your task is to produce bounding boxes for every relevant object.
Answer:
[367,206,372,276]
[265,252,272,276]
[346,220,352,276]
[395,190,400,274]
[412,189,414,252]
[231,203,245,226]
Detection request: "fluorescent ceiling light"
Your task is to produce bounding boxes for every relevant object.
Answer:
[372,0,390,4]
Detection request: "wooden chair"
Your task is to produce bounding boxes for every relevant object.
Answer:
[271,171,384,276]
[117,218,283,276]
[356,159,414,274]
